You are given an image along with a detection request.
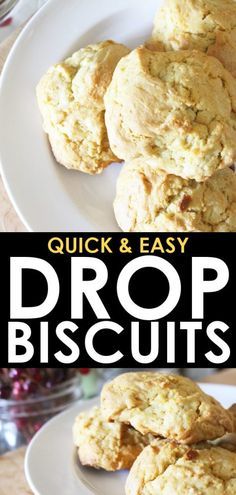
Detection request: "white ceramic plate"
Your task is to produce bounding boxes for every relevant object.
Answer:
[0,0,159,231]
[25,383,236,495]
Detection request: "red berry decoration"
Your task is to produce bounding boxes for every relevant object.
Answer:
[0,383,11,400]
[79,368,90,375]
[12,380,26,399]
[0,368,80,449]
[23,379,39,395]
[9,368,24,380]
[0,17,13,28]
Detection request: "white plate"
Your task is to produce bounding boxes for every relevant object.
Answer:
[0,0,159,232]
[25,383,236,495]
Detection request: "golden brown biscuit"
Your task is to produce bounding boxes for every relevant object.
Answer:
[73,406,154,471]
[229,404,236,431]
[114,160,236,232]
[148,0,236,78]
[101,372,233,444]
[126,438,236,495]
[212,406,236,452]
[105,47,236,181]
[36,40,129,174]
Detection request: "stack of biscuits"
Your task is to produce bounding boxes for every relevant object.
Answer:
[37,0,236,232]
[73,372,236,494]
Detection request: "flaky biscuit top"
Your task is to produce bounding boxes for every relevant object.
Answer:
[114,160,236,232]
[37,40,129,174]
[126,438,236,495]
[101,372,234,443]
[73,406,154,471]
[148,0,236,78]
[105,47,236,181]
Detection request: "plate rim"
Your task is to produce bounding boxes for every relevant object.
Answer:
[0,0,58,232]
[25,395,98,495]
[0,0,155,232]
[24,382,236,495]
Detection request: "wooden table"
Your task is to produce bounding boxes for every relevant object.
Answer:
[0,448,32,495]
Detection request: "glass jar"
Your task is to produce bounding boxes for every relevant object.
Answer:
[0,0,19,20]
[0,1,48,41]
[0,375,82,455]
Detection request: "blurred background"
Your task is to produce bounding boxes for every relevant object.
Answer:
[0,0,48,42]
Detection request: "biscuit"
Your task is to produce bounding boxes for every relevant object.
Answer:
[36,40,129,174]
[212,406,236,452]
[73,406,154,471]
[148,0,236,78]
[114,161,236,232]
[105,47,236,181]
[229,404,236,431]
[125,438,236,495]
[101,372,233,444]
